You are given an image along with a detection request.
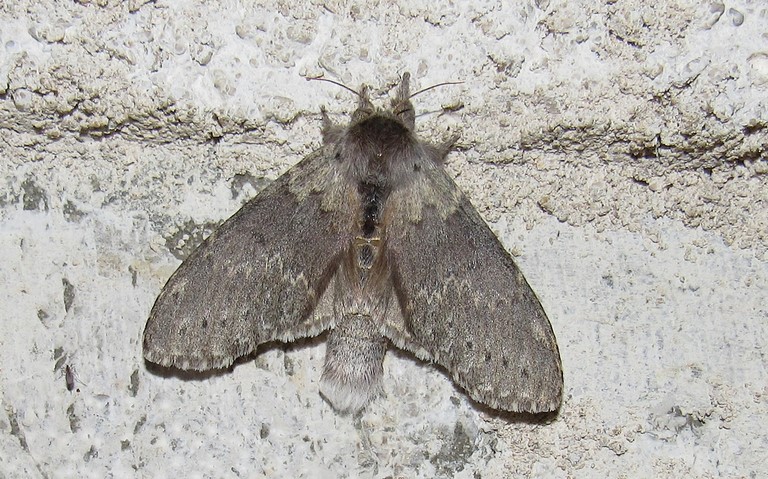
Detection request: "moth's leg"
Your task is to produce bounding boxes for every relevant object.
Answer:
[320,313,386,413]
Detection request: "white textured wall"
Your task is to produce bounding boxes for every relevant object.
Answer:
[1,1,766,477]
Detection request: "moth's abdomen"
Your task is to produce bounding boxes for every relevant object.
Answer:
[320,314,386,413]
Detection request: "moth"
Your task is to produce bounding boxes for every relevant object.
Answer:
[143,73,563,414]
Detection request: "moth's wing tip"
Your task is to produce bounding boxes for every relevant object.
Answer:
[142,338,239,372]
[509,370,564,414]
[448,342,563,414]
[143,354,236,372]
[467,387,563,415]
[524,396,563,414]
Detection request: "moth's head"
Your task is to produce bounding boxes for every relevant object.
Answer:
[350,72,416,132]
[316,74,418,186]
[317,73,455,187]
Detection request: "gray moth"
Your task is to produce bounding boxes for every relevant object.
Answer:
[143,73,563,414]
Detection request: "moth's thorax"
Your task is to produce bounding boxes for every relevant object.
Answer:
[336,114,415,297]
[341,113,417,187]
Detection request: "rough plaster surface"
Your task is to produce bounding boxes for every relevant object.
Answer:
[1,0,766,477]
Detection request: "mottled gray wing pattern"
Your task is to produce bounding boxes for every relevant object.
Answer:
[383,161,563,413]
[144,149,354,370]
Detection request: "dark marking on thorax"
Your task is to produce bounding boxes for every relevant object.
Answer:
[355,182,386,273]
[359,182,383,238]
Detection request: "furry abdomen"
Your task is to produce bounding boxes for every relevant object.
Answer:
[319,314,387,412]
